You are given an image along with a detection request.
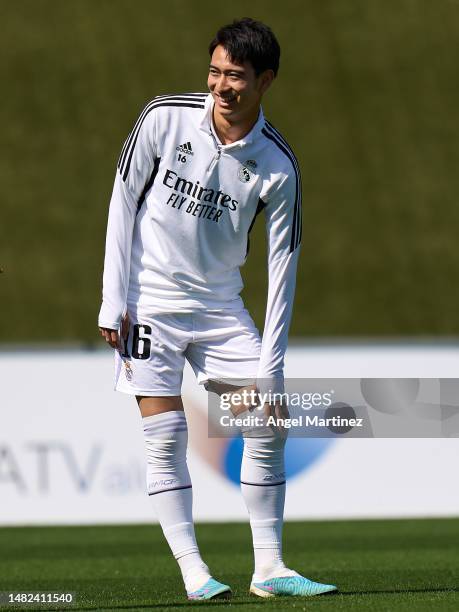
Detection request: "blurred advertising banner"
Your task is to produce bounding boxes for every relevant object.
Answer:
[0,346,458,525]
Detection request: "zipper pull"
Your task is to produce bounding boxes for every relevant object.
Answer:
[207,146,222,173]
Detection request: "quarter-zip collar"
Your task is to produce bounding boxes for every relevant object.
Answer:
[199,93,265,148]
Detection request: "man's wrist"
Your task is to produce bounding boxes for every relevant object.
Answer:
[98,318,121,330]
[256,375,285,396]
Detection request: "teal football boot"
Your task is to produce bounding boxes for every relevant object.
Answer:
[187,577,232,600]
[250,569,337,598]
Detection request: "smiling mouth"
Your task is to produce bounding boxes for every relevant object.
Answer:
[217,94,237,103]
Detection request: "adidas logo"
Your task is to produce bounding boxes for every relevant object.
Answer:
[176,141,194,156]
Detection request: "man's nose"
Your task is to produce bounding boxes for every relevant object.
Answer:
[214,75,230,92]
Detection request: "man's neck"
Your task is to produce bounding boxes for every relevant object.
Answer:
[212,107,260,145]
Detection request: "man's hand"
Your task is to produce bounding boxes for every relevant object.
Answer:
[99,313,130,350]
[263,400,290,438]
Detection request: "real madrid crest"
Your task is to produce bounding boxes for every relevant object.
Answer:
[123,359,133,381]
[238,159,258,183]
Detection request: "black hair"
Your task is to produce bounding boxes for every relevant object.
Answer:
[209,18,280,77]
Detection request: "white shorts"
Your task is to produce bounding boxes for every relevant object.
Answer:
[114,309,262,396]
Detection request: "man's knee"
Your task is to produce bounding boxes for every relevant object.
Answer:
[137,395,184,417]
[142,410,190,495]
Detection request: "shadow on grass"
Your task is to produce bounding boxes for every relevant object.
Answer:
[2,602,258,612]
[7,587,458,612]
[339,587,458,596]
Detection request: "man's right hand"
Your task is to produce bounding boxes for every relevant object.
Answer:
[99,326,120,349]
[99,313,130,350]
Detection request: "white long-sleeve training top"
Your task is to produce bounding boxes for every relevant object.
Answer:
[98,92,302,388]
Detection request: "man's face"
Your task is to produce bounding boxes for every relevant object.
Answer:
[207,44,273,122]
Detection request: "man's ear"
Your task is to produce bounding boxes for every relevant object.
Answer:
[258,69,275,95]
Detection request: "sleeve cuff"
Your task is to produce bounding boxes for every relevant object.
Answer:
[98,319,120,330]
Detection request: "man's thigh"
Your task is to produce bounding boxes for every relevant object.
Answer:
[185,309,261,389]
[205,381,258,415]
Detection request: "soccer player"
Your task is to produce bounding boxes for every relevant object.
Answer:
[98,18,337,600]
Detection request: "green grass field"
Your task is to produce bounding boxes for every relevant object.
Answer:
[0,519,457,611]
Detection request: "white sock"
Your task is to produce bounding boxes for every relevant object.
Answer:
[143,411,210,592]
[240,432,287,582]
